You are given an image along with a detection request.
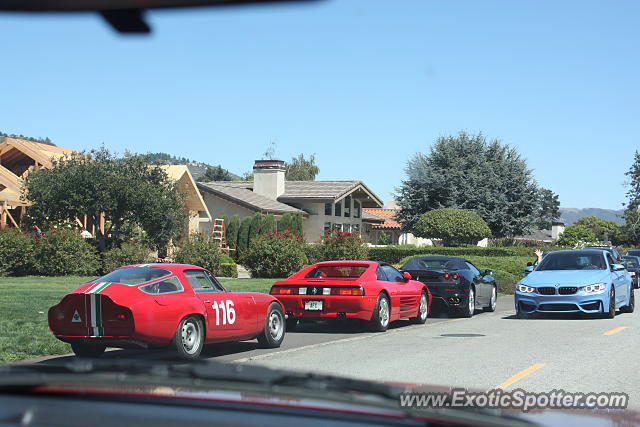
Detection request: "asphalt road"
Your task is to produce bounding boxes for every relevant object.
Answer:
[34,292,640,409]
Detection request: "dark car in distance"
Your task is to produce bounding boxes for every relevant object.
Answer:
[400,256,496,317]
[623,255,640,289]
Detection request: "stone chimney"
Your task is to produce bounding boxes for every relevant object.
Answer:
[253,159,286,200]
[551,220,565,240]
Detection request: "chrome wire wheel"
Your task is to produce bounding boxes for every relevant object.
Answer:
[379,297,390,327]
[490,287,497,310]
[181,319,201,355]
[268,309,284,342]
[468,289,475,315]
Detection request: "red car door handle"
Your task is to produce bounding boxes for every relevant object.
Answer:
[204,300,210,304]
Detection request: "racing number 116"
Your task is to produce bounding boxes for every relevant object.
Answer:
[211,300,236,325]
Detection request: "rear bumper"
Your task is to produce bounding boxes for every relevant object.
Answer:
[54,335,151,349]
[514,292,608,314]
[426,285,470,311]
[276,295,376,320]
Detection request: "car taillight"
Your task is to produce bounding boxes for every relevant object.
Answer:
[270,287,298,295]
[116,312,128,321]
[330,287,364,296]
[55,310,65,321]
[451,273,460,280]
[443,273,460,281]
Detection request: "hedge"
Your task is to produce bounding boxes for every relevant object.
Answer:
[218,263,238,278]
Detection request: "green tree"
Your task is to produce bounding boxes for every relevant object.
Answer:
[197,165,232,182]
[285,154,320,181]
[248,213,263,245]
[226,215,241,259]
[414,208,491,246]
[536,188,560,230]
[395,132,538,237]
[237,216,253,257]
[573,216,619,243]
[620,151,640,245]
[261,214,276,235]
[557,224,598,247]
[293,212,305,235]
[278,213,293,232]
[377,231,391,245]
[23,148,187,253]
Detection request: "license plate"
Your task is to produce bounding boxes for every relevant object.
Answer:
[304,300,323,311]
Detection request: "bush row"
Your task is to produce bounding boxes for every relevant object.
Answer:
[0,229,237,278]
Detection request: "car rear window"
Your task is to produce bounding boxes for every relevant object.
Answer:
[402,258,466,270]
[305,265,368,279]
[624,257,639,268]
[96,267,172,285]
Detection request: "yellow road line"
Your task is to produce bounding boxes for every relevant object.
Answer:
[603,326,627,336]
[496,364,545,390]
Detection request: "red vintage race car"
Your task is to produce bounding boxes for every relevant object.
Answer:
[270,261,431,332]
[48,264,285,359]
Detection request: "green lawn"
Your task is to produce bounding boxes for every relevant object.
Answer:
[0,276,281,362]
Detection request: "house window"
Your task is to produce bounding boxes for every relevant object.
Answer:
[353,200,361,218]
[335,200,342,217]
[323,222,332,234]
[344,196,351,217]
[343,224,351,233]
[352,224,360,233]
[332,223,342,231]
[324,203,332,216]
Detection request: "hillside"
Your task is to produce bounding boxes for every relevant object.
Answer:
[140,152,239,180]
[559,208,624,225]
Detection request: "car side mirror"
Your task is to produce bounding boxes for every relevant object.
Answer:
[611,263,625,271]
[526,262,533,267]
[524,265,534,275]
[483,269,493,277]
[403,272,412,281]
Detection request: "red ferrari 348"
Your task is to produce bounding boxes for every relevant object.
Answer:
[48,264,285,359]
[270,261,431,331]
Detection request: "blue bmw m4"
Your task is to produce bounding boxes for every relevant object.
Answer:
[514,249,634,318]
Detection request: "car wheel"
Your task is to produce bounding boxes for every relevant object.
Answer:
[461,288,475,318]
[71,341,106,358]
[173,315,204,360]
[285,317,298,332]
[369,293,391,332]
[604,288,616,319]
[484,286,497,312]
[257,302,285,348]
[621,288,635,314]
[410,291,429,324]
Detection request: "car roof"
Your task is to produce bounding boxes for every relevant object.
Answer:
[314,261,378,266]
[119,263,205,273]
[545,249,607,255]
[410,256,466,261]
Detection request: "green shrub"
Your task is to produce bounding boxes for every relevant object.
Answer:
[248,213,263,245]
[33,228,99,276]
[414,208,491,246]
[241,231,308,278]
[320,230,369,261]
[304,243,323,264]
[0,228,35,276]
[218,263,238,278]
[557,224,598,247]
[237,216,252,258]
[102,242,152,273]
[371,246,520,264]
[226,215,240,260]
[173,234,222,274]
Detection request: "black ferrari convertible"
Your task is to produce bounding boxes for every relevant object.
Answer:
[400,256,497,317]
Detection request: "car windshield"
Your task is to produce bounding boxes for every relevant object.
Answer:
[96,267,172,285]
[305,265,368,279]
[536,252,606,271]
[624,257,639,268]
[402,258,464,270]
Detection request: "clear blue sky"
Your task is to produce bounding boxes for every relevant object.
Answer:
[1,0,638,209]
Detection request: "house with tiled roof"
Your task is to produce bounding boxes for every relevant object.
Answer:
[197,160,385,242]
[362,205,435,246]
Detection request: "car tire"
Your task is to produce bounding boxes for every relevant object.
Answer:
[410,291,429,324]
[461,288,475,318]
[173,315,204,360]
[621,288,635,314]
[71,341,106,358]
[369,293,391,332]
[484,286,497,312]
[257,302,286,348]
[604,288,616,319]
[285,317,298,332]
